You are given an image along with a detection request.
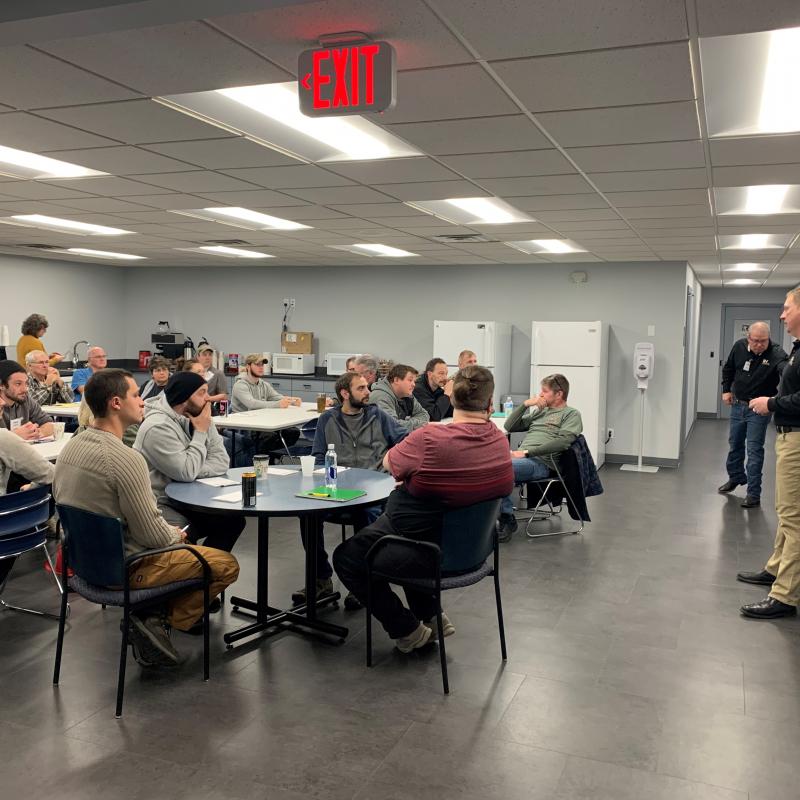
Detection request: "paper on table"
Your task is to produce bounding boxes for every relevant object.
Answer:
[267,467,296,476]
[211,490,263,503]
[196,477,238,487]
[312,466,349,474]
[32,436,55,444]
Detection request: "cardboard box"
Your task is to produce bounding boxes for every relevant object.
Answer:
[281,331,314,354]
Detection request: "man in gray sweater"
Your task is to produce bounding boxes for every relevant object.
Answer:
[369,364,429,432]
[134,371,244,554]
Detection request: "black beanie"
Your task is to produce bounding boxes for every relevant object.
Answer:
[165,371,206,407]
[0,360,25,385]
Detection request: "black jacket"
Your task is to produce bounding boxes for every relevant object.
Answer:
[768,340,800,426]
[412,374,452,421]
[721,338,787,402]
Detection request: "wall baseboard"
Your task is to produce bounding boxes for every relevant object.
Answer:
[603,454,680,469]
[697,411,718,419]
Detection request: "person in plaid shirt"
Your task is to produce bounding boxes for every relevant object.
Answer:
[26,351,73,406]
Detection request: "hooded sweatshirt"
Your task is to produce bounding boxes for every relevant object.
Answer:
[231,375,284,412]
[368,376,429,432]
[133,393,230,525]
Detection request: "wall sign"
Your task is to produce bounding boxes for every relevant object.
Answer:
[298,41,396,117]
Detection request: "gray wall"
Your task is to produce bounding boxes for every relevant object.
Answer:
[121,260,689,461]
[1,255,126,363]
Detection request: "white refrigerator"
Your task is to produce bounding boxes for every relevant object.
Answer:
[433,320,512,410]
[530,321,608,467]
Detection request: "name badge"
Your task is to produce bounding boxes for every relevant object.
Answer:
[743,361,751,372]
[9,418,21,431]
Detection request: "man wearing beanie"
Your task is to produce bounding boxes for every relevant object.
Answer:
[134,371,244,556]
[0,359,54,441]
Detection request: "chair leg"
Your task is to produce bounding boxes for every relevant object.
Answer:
[493,571,508,661]
[203,583,210,682]
[52,569,70,685]
[116,606,130,718]
[365,573,373,668]
[341,522,347,544]
[1,543,67,620]
[435,600,449,694]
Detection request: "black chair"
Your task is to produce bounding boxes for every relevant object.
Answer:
[53,504,213,718]
[0,486,65,618]
[364,498,505,694]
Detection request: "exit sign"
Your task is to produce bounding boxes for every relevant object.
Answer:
[298,41,396,117]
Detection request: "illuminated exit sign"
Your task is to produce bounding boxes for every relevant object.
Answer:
[298,41,396,117]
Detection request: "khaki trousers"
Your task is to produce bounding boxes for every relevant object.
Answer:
[765,431,800,606]
[128,546,240,631]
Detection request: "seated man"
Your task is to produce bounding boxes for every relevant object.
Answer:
[53,369,239,667]
[0,360,54,440]
[369,363,429,432]
[333,366,513,653]
[26,351,73,406]
[352,354,379,388]
[139,356,170,401]
[413,358,453,421]
[345,356,357,372]
[134,372,244,555]
[498,373,583,542]
[71,346,108,400]
[197,345,228,405]
[230,353,301,464]
[295,371,407,606]
[458,349,478,369]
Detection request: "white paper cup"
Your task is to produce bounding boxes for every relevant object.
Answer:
[52,421,66,440]
[299,455,315,477]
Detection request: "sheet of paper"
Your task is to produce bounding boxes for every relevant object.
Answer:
[267,467,296,476]
[196,477,238,487]
[211,490,263,503]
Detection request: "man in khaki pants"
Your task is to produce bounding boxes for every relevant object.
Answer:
[739,288,800,618]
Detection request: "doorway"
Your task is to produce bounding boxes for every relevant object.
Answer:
[719,303,783,418]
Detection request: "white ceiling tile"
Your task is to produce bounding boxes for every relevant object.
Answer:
[43,146,197,175]
[372,180,487,201]
[695,0,800,36]
[548,220,631,232]
[512,195,608,211]
[128,171,261,194]
[493,43,693,113]
[569,141,705,173]
[38,175,162,196]
[0,199,104,216]
[624,204,711,219]
[324,158,460,184]
[222,165,357,189]
[709,135,800,167]
[386,115,549,155]
[434,0,687,59]
[590,169,709,192]
[280,186,397,205]
[605,189,710,206]
[439,150,575,179]
[327,203,426,218]
[0,181,95,201]
[713,165,800,187]
[37,22,291,96]
[195,189,307,207]
[262,205,350,221]
[533,209,621,222]
[377,65,519,124]
[37,100,238,145]
[536,102,700,147]
[114,193,210,210]
[0,111,118,151]
[479,175,593,196]
[48,197,154,213]
[143,138,299,169]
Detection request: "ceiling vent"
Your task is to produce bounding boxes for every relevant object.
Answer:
[202,238,253,246]
[19,243,61,250]
[431,233,496,243]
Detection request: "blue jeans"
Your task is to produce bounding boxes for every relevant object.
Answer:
[501,457,552,516]
[726,403,771,499]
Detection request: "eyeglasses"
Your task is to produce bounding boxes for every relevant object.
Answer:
[546,375,567,396]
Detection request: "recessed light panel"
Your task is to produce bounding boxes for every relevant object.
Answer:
[718,233,793,250]
[725,278,761,285]
[700,26,800,136]
[329,243,418,258]
[505,239,586,255]
[176,246,274,259]
[0,145,105,180]
[66,248,145,261]
[715,185,800,215]
[156,82,420,162]
[404,197,534,226]
[723,263,771,273]
[169,207,311,231]
[0,215,132,236]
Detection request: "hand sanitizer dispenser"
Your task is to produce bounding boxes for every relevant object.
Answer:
[633,342,655,389]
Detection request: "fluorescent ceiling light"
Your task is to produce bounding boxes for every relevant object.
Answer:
[505,239,586,255]
[744,185,789,214]
[719,233,792,250]
[726,278,760,285]
[715,185,800,215]
[329,243,419,258]
[169,207,310,231]
[0,214,132,236]
[157,82,420,162]
[759,27,800,134]
[177,246,274,259]
[723,263,770,272]
[0,144,105,180]
[404,197,534,226]
[66,248,145,261]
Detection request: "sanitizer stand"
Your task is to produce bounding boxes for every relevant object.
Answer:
[621,342,659,474]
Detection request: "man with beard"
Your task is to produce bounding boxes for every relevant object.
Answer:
[413,358,454,421]
[0,359,54,441]
[134,372,244,560]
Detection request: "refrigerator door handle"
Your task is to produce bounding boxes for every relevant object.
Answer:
[483,323,494,365]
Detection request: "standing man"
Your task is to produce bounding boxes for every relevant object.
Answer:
[26,351,73,405]
[740,290,800,618]
[0,360,54,440]
[413,358,453,421]
[197,345,228,405]
[71,346,107,400]
[718,321,787,508]
[369,364,429,432]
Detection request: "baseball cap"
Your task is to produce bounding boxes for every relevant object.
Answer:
[245,353,267,365]
[197,344,214,354]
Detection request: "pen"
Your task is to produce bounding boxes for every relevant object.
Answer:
[180,524,190,533]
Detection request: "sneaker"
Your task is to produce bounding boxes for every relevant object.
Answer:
[130,614,180,666]
[291,578,334,605]
[497,513,518,543]
[343,591,363,611]
[394,622,432,653]
[426,612,455,641]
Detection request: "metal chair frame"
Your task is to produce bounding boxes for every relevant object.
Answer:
[515,457,584,539]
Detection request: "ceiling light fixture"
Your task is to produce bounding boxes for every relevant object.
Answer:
[177,245,274,259]
[0,214,132,236]
[329,243,419,258]
[66,248,145,260]
[723,263,770,272]
[0,144,105,180]
[504,239,586,255]
[169,206,310,231]
[404,197,534,226]
[759,27,800,134]
[744,185,790,215]
[726,278,760,285]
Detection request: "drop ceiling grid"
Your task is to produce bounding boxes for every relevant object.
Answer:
[0,3,791,280]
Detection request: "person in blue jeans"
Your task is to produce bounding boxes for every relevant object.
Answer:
[718,322,788,508]
[499,374,583,541]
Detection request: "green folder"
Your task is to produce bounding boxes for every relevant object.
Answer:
[296,487,367,503]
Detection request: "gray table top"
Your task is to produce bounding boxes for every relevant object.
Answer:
[165,466,396,517]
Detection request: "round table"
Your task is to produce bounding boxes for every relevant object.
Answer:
[166,466,395,647]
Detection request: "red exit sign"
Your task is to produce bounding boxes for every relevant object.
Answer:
[298,41,396,117]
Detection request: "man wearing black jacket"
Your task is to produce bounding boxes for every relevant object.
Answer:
[413,358,453,421]
[718,322,787,508]
[739,290,800,618]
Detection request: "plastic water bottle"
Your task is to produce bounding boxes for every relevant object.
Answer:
[503,396,514,416]
[324,444,338,491]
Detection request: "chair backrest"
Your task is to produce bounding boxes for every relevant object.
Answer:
[0,486,51,537]
[56,504,126,586]
[439,498,502,574]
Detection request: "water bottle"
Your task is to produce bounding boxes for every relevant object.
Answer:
[324,444,338,491]
[503,396,514,416]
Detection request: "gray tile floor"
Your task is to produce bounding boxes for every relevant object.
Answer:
[2,419,799,799]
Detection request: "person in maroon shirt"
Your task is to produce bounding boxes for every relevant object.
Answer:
[333,365,513,654]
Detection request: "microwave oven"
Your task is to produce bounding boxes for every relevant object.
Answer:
[272,353,315,375]
[326,352,361,375]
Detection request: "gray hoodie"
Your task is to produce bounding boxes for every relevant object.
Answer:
[133,393,230,525]
[368,376,429,432]
[231,375,284,412]
[0,428,54,495]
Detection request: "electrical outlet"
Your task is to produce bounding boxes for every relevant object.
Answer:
[282,297,289,306]
[606,428,614,440]
[290,298,296,308]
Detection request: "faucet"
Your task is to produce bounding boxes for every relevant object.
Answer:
[71,340,90,369]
